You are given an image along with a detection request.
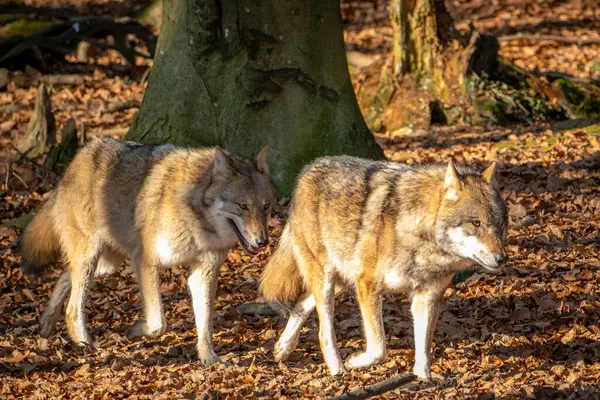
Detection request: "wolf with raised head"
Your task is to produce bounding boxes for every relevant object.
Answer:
[260,157,508,377]
[21,137,276,365]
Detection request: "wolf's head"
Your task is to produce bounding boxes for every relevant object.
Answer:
[203,147,276,255]
[435,161,508,272]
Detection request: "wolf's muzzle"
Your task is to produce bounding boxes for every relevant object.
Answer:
[256,236,269,247]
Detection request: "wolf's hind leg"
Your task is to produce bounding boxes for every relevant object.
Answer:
[187,250,227,366]
[39,248,124,338]
[345,273,386,369]
[274,283,346,362]
[274,292,315,362]
[39,270,71,337]
[64,240,101,345]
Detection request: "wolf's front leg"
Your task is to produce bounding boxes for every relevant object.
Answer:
[410,287,445,380]
[128,255,166,338]
[188,251,227,366]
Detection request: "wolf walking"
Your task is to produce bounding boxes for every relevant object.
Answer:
[260,157,508,377]
[21,138,276,365]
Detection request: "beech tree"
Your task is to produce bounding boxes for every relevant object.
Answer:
[127,0,383,195]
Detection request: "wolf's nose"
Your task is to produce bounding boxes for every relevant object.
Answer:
[256,237,269,247]
[497,252,508,265]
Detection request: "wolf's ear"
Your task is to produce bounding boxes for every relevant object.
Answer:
[213,147,233,180]
[482,162,500,191]
[254,146,270,176]
[443,160,461,200]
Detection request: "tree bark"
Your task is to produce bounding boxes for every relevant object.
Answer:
[126,0,383,195]
[390,0,443,78]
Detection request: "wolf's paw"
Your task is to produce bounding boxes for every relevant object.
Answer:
[197,348,222,367]
[65,312,91,345]
[38,311,58,338]
[328,362,349,376]
[344,350,386,369]
[413,362,432,380]
[127,320,165,339]
[273,337,298,362]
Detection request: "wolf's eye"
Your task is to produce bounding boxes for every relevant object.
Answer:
[264,203,270,210]
[472,220,481,227]
[238,204,248,210]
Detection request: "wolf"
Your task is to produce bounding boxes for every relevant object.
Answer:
[20,137,276,365]
[260,157,508,377]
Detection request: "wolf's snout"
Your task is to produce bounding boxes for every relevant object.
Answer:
[256,236,269,248]
[495,252,508,265]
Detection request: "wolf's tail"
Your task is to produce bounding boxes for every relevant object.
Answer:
[259,225,305,309]
[20,194,60,273]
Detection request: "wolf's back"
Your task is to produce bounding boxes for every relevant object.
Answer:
[259,225,305,307]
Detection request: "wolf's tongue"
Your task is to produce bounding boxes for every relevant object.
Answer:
[244,245,260,255]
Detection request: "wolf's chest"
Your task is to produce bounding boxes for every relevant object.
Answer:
[382,269,420,292]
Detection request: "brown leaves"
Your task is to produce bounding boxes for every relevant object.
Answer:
[1,1,600,399]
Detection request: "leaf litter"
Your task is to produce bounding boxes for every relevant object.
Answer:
[1,0,600,399]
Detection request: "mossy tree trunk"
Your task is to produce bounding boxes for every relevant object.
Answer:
[391,0,436,79]
[126,0,383,195]
[389,0,454,79]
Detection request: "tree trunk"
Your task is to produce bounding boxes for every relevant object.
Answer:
[126,0,383,195]
[390,0,443,79]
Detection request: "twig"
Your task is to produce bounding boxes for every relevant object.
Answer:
[11,171,28,189]
[329,373,417,400]
[4,162,9,191]
[499,34,600,46]
[139,66,152,85]
[12,144,58,176]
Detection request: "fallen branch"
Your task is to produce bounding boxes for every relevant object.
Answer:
[499,34,600,46]
[0,3,79,20]
[0,104,26,114]
[12,73,85,88]
[0,16,156,69]
[107,101,140,113]
[329,373,417,400]
[542,71,600,85]
[42,74,85,86]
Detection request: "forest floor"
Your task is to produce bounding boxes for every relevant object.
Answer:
[1,0,600,398]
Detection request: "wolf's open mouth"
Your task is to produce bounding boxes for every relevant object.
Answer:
[228,219,260,255]
[473,256,501,272]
